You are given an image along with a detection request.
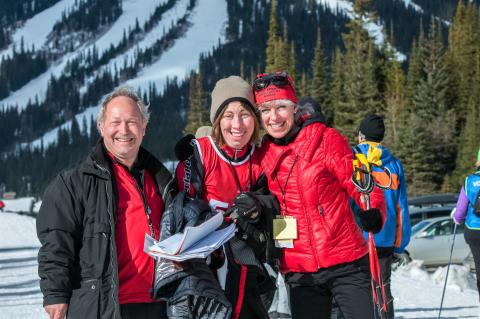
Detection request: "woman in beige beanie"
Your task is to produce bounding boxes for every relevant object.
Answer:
[176,76,277,319]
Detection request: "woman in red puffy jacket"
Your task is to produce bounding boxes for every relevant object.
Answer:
[253,72,386,319]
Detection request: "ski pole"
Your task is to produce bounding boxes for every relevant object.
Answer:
[437,223,458,319]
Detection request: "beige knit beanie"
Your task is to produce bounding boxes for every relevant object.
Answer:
[210,76,255,124]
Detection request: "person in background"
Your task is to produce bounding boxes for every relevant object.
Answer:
[453,147,480,302]
[195,125,212,138]
[296,96,326,124]
[0,199,5,212]
[355,114,411,318]
[253,71,386,319]
[36,87,176,319]
[175,75,277,319]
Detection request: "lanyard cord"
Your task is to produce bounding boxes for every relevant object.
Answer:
[220,145,253,193]
[275,155,299,214]
[132,169,156,239]
[226,156,253,193]
[109,155,155,238]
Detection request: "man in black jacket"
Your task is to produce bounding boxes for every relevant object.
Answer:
[36,87,176,319]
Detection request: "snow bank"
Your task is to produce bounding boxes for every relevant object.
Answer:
[432,264,478,291]
[392,260,479,318]
[0,212,40,249]
[2,197,40,214]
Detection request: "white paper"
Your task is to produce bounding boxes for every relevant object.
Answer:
[144,213,236,261]
[153,212,224,255]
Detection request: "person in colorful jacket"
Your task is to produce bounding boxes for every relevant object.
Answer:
[253,71,386,319]
[175,75,277,319]
[355,114,411,318]
[453,147,480,301]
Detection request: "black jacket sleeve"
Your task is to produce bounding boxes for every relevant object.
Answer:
[36,173,82,306]
[242,173,279,264]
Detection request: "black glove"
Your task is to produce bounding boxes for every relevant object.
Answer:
[174,134,195,161]
[224,192,262,222]
[358,208,383,233]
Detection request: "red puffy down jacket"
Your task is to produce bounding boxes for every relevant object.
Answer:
[260,122,386,273]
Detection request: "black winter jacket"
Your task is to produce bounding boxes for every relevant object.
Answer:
[36,141,176,319]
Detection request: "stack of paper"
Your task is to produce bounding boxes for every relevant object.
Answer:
[144,212,236,261]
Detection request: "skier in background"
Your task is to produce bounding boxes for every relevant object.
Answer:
[452,147,480,302]
[355,114,411,318]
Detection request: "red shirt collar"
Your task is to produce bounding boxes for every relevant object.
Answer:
[220,144,249,160]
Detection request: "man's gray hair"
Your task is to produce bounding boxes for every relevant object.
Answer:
[97,86,150,128]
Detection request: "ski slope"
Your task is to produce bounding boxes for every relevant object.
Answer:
[13,0,227,150]
[0,199,478,318]
[126,0,227,90]
[317,0,408,61]
[0,0,174,110]
[0,0,78,60]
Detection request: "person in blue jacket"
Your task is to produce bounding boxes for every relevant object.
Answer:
[453,147,480,302]
[355,114,411,319]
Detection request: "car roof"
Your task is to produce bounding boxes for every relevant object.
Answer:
[409,206,454,214]
[420,216,451,223]
[408,193,458,207]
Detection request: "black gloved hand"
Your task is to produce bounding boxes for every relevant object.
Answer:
[358,208,383,233]
[225,192,262,222]
[174,134,195,161]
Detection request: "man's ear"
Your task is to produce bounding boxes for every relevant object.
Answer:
[98,122,104,137]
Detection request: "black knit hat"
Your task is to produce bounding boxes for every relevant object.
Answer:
[359,114,385,142]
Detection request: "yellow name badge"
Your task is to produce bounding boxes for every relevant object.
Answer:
[273,216,297,240]
[273,216,297,248]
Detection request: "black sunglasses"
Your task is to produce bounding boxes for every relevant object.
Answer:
[253,72,291,91]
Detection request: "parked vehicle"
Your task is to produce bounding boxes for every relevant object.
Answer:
[409,206,455,226]
[408,193,458,209]
[408,193,458,226]
[405,216,474,269]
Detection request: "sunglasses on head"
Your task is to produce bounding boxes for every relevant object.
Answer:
[253,72,291,91]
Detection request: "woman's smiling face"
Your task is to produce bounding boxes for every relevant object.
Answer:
[219,101,255,149]
[258,100,296,139]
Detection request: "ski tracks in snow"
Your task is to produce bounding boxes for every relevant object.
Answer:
[0,247,47,319]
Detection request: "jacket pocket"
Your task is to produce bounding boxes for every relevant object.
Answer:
[67,279,100,319]
[80,223,111,278]
[318,205,332,238]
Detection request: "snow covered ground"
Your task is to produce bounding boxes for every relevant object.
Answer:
[0,198,478,318]
[0,212,46,319]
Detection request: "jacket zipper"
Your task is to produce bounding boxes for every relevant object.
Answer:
[318,205,332,238]
[95,163,119,319]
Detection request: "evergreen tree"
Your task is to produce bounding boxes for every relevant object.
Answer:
[183,72,208,135]
[447,0,478,123]
[330,48,346,127]
[405,20,426,111]
[288,41,298,81]
[336,0,381,140]
[310,28,330,122]
[297,72,309,98]
[273,24,295,75]
[403,18,454,193]
[383,49,406,150]
[265,0,279,73]
[447,53,480,189]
